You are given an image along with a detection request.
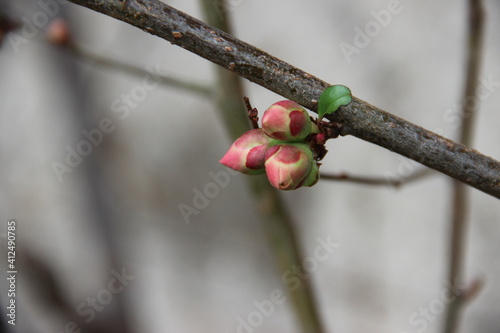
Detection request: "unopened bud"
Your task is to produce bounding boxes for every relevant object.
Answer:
[262,101,312,141]
[220,129,278,174]
[264,143,316,190]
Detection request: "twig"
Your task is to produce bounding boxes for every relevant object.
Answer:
[244,97,260,130]
[322,173,399,187]
[199,2,325,332]
[444,1,485,333]
[64,43,214,97]
[321,168,434,188]
[64,0,500,199]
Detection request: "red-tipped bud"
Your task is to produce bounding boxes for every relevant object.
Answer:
[314,133,327,145]
[220,129,277,175]
[46,19,71,45]
[262,101,312,141]
[264,143,316,190]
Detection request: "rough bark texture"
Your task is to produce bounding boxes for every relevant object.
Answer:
[66,0,500,199]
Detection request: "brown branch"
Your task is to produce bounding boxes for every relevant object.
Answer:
[65,0,500,199]
[444,1,485,332]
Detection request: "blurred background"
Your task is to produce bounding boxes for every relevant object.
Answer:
[1,0,500,332]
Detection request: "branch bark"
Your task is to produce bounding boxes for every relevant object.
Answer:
[65,0,500,199]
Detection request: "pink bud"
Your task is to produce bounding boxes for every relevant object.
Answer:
[264,143,315,190]
[220,129,277,175]
[262,101,312,141]
[46,19,71,45]
[314,133,327,145]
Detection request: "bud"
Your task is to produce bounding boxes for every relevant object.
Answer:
[262,101,313,141]
[46,19,71,45]
[220,129,277,175]
[264,143,316,190]
[314,132,326,145]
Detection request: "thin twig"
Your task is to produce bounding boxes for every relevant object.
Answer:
[244,97,260,129]
[65,0,500,199]
[444,1,485,333]
[321,168,434,188]
[64,43,214,97]
[322,172,400,187]
[199,2,325,332]
[402,168,436,185]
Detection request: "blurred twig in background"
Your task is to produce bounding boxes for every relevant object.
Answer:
[51,24,133,333]
[61,42,214,97]
[321,168,434,188]
[444,1,485,332]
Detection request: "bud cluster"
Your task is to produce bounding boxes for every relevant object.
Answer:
[220,100,323,190]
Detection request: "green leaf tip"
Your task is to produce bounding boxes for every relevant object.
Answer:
[317,85,352,120]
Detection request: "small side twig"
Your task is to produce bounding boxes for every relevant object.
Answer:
[61,42,214,98]
[244,97,259,129]
[321,172,399,187]
[321,168,434,188]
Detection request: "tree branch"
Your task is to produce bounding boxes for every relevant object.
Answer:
[65,0,500,199]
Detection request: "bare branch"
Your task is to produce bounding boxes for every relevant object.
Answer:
[322,172,400,187]
[65,0,500,199]
[62,43,214,97]
[321,168,434,188]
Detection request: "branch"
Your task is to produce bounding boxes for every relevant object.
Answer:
[65,43,214,97]
[321,168,434,188]
[65,0,500,199]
